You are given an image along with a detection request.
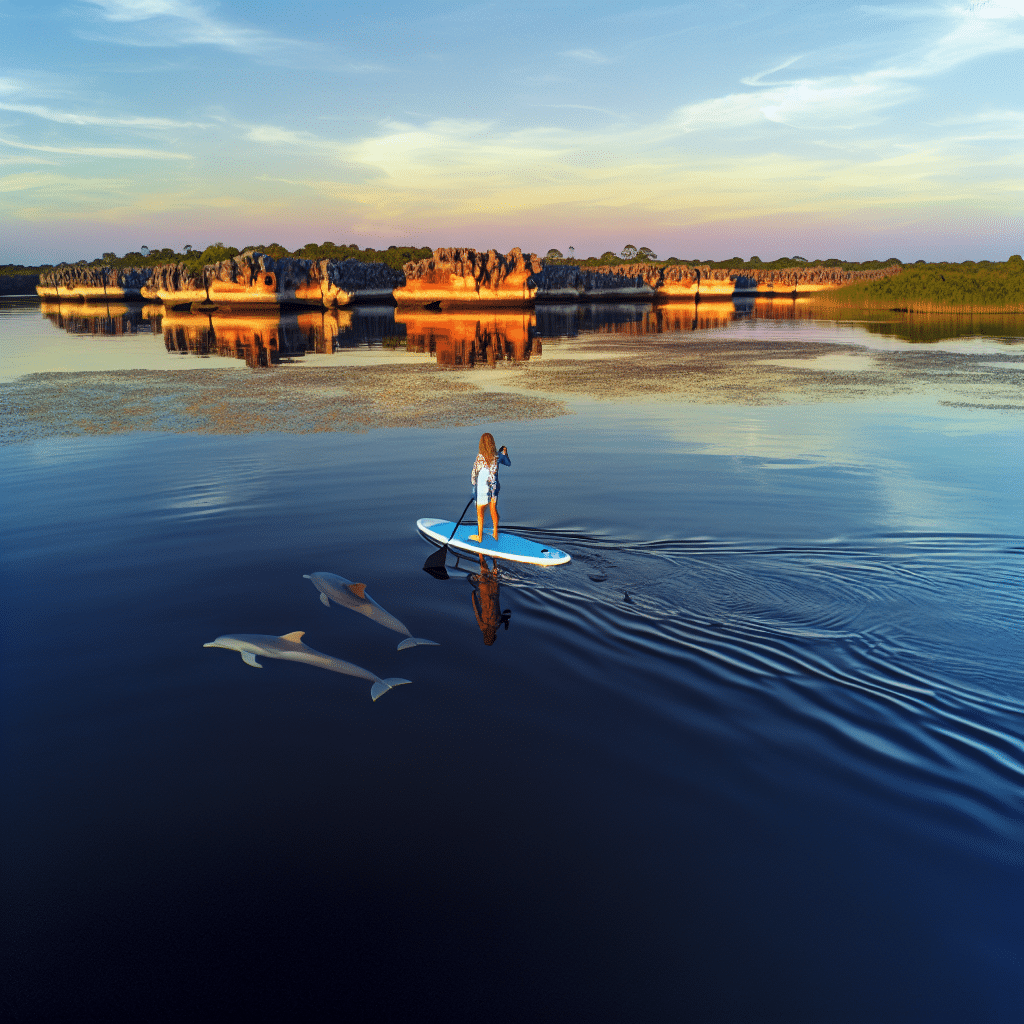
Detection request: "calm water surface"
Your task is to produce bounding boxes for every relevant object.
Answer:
[2,299,1022,1022]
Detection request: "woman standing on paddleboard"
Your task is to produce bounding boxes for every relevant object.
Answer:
[469,432,510,542]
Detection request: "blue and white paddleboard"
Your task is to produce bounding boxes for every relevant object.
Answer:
[417,518,571,566]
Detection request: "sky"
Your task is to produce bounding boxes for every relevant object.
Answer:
[1,0,1022,264]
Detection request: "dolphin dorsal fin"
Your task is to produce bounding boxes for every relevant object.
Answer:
[280,630,305,642]
[347,583,367,599]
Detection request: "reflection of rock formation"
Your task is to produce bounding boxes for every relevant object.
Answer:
[398,311,540,366]
[159,310,307,367]
[535,303,654,337]
[143,252,405,308]
[157,307,412,367]
[395,248,543,308]
[40,300,153,335]
[532,299,819,337]
[37,266,153,301]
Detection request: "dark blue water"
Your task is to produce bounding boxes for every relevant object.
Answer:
[2,306,1023,1022]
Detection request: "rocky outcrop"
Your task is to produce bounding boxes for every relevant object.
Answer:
[395,248,543,307]
[530,263,664,300]
[316,258,405,306]
[529,261,900,301]
[729,265,901,294]
[144,251,406,308]
[142,263,208,305]
[37,265,153,300]
[32,252,904,310]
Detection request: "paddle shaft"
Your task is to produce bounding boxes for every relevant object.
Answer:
[447,497,476,543]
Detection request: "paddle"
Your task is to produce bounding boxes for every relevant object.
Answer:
[422,496,475,580]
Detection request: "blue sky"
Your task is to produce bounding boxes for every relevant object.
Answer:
[2,0,1022,263]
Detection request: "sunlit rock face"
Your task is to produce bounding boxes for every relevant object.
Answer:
[733,265,902,294]
[532,262,902,300]
[143,263,208,306]
[37,266,153,301]
[147,252,406,308]
[204,252,319,306]
[532,263,666,300]
[396,248,543,307]
[316,259,406,306]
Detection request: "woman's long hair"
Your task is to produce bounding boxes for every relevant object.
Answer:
[478,432,497,463]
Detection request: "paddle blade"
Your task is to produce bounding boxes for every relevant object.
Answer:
[422,544,450,580]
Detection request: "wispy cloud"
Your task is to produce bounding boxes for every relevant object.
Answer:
[0,155,60,167]
[0,136,191,159]
[77,0,308,56]
[0,171,128,194]
[561,49,611,63]
[0,101,198,128]
[671,2,1024,131]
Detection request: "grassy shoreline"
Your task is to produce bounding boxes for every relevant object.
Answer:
[813,256,1024,313]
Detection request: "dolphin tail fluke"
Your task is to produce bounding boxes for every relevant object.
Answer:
[370,678,412,701]
[397,637,440,650]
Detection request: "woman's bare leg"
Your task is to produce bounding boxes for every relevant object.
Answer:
[489,498,499,540]
[469,504,485,542]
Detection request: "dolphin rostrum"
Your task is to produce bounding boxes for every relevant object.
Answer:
[203,631,412,701]
[303,572,439,650]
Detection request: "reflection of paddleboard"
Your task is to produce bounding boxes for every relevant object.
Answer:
[417,518,571,566]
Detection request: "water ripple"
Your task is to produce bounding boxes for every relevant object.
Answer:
[474,530,1023,855]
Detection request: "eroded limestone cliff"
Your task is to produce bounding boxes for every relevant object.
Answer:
[317,258,405,306]
[34,251,904,309]
[395,248,543,307]
[144,251,406,307]
[527,261,900,301]
[37,266,153,300]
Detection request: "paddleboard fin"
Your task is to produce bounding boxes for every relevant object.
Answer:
[241,651,262,668]
[397,637,440,650]
[347,583,367,599]
[370,678,412,701]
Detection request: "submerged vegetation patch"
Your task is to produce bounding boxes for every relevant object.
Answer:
[0,366,569,444]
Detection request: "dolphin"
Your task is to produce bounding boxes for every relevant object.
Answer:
[203,630,412,701]
[303,572,439,650]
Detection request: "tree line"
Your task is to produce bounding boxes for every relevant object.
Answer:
[821,256,1024,311]
[543,245,907,271]
[1,241,433,278]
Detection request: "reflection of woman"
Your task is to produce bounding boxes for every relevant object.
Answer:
[469,432,511,543]
[470,555,510,646]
